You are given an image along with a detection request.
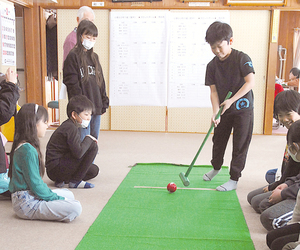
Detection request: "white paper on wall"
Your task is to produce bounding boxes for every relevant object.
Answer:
[109,11,169,106]
[0,2,16,66]
[109,10,230,108]
[167,11,230,108]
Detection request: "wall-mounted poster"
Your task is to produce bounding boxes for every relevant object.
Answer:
[0,2,16,66]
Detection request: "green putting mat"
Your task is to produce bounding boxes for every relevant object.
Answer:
[77,163,255,250]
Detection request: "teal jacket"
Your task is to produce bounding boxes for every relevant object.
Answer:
[9,143,64,201]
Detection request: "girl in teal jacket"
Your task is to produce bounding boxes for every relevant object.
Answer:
[8,103,82,222]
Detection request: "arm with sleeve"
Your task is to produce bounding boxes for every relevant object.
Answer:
[235,53,255,98]
[269,157,300,191]
[95,55,109,114]
[0,80,19,126]
[281,174,300,200]
[9,144,64,201]
[98,69,109,114]
[63,30,76,62]
[66,122,96,159]
[63,52,83,100]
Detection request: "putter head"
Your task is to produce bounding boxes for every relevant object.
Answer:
[179,172,190,186]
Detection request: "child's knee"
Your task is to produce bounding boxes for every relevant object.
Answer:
[64,200,82,222]
[258,198,271,213]
[249,195,265,213]
[260,210,274,231]
[247,191,256,205]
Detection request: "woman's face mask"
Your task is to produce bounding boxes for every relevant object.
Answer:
[81,34,96,50]
[288,142,300,162]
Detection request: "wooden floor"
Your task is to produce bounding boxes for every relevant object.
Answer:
[1,130,286,250]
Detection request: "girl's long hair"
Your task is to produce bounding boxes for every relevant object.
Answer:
[8,103,48,178]
[73,20,103,88]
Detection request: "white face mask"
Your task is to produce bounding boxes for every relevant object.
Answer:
[78,115,90,129]
[82,38,95,50]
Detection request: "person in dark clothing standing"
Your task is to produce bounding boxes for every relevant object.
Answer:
[63,20,109,141]
[203,21,255,191]
[0,68,19,197]
[46,95,99,189]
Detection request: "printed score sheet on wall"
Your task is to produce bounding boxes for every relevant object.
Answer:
[0,2,16,66]
[168,11,230,108]
[110,11,169,106]
[109,10,230,107]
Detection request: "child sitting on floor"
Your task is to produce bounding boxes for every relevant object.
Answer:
[248,119,300,231]
[267,121,300,249]
[46,95,99,189]
[9,103,81,222]
[248,90,300,231]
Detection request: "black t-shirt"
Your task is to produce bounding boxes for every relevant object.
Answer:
[205,49,255,114]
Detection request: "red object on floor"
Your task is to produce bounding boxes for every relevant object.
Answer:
[167,182,177,193]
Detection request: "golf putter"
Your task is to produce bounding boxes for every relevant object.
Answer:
[179,91,232,186]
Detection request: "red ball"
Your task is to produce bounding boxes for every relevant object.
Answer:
[167,182,177,193]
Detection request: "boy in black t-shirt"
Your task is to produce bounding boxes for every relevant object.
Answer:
[203,21,255,191]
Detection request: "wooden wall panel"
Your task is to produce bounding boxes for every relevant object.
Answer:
[8,0,32,7]
[38,0,300,9]
[277,11,300,81]
[23,4,43,105]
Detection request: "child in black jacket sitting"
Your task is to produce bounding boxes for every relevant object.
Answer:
[46,95,99,189]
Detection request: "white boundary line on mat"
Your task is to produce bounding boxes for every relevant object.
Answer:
[134,186,216,191]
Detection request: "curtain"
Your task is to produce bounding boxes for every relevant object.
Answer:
[293,28,300,68]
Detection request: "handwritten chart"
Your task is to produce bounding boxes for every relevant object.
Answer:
[168,11,230,107]
[110,11,168,106]
[109,10,230,108]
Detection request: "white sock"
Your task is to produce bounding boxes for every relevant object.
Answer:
[216,179,238,191]
[203,169,221,181]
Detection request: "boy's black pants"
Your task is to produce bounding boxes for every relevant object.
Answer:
[266,223,300,250]
[46,142,99,183]
[211,110,253,181]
